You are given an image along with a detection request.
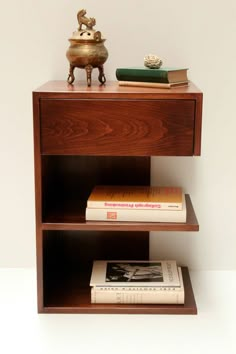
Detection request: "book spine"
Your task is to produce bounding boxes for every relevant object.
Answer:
[91,287,184,304]
[87,200,182,210]
[116,69,169,83]
[86,197,186,223]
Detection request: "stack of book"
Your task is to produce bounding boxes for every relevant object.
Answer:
[85,185,186,223]
[90,260,184,304]
[116,66,189,89]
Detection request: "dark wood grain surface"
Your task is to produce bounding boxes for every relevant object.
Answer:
[40,99,195,156]
[34,81,202,155]
[34,80,202,96]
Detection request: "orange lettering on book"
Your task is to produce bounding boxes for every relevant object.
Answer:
[107,211,117,220]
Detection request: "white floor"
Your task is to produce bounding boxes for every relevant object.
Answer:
[0,268,235,354]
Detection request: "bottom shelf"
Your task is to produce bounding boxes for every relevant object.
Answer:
[40,231,197,314]
[42,267,197,315]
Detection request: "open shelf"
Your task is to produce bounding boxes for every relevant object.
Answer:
[42,231,196,314]
[41,156,198,232]
[43,266,196,314]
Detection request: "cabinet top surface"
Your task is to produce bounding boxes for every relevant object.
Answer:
[33,81,202,99]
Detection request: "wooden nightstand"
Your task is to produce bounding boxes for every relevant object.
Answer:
[33,81,202,314]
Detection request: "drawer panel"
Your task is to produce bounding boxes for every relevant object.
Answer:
[40,99,195,156]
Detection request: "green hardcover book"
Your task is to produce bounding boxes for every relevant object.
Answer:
[116,67,188,84]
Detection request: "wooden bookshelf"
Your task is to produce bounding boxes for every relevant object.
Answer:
[33,81,202,314]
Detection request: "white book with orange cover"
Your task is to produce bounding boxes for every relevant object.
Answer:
[86,194,186,223]
[87,185,183,211]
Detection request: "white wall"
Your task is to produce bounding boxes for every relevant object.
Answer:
[0,0,235,269]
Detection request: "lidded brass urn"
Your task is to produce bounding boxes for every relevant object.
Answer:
[66,9,108,86]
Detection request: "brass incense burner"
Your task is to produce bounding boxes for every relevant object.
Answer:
[66,9,108,86]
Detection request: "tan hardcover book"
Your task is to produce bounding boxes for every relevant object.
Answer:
[118,80,189,89]
[86,194,186,223]
[87,185,183,210]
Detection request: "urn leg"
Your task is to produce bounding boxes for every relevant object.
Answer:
[67,64,75,84]
[98,65,106,85]
[85,65,93,87]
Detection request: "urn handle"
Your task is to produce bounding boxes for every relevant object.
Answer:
[94,31,101,41]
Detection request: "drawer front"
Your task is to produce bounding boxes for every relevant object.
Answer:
[40,99,195,156]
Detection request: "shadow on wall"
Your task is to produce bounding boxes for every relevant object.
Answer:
[151,156,198,195]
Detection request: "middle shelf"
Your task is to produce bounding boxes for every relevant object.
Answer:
[41,155,199,232]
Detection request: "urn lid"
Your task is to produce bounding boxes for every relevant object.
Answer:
[69,9,105,42]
